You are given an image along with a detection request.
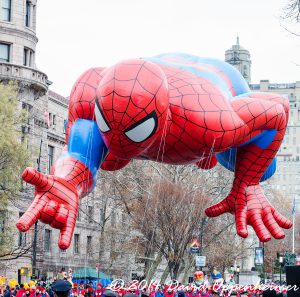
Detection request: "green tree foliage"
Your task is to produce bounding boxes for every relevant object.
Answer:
[0,82,32,259]
[0,82,30,209]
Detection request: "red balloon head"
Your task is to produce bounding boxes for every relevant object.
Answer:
[194,270,204,281]
[95,59,169,159]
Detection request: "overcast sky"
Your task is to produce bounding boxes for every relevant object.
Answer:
[35,0,300,96]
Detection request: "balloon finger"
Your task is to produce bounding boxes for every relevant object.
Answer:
[262,211,285,239]
[22,167,49,188]
[58,211,77,250]
[272,209,292,229]
[41,200,59,224]
[16,197,48,231]
[248,212,271,242]
[235,206,248,238]
[205,199,230,217]
[54,205,69,226]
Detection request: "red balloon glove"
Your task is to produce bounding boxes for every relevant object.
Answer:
[205,183,292,242]
[16,167,78,249]
[17,157,94,249]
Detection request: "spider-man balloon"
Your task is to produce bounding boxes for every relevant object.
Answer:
[16,53,292,249]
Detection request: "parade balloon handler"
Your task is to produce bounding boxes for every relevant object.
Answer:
[51,280,72,297]
[16,53,292,249]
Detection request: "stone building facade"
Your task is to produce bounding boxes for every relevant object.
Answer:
[0,0,118,282]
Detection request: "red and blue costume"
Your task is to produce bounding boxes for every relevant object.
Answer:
[16,53,292,249]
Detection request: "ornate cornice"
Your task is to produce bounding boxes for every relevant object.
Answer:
[47,131,66,145]
[0,25,38,44]
[0,62,48,93]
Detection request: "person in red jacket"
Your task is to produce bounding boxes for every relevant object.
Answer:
[79,284,86,297]
[71,284,79,297]
[35,287,42,297]
[94,284,103,297]
[15,285,26,297]
[29,286,36,297]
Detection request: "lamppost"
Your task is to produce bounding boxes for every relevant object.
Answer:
[236,266,240,284]
[199,218,208,270]
[32,139,43,280]
[279,255,284,285]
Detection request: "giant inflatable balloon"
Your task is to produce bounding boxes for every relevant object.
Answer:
[211,270,223,284]
[194,271,204,285]
[16,53,292,249]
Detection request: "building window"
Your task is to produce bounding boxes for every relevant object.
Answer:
[1,0,11,22]
[52,114,56,126]
[88,206,93,223]
[23,48,34,67]
[18,231,27,247]
[29,50,33,66]
[22,102,32,112]
[47,145,54,174]
[74,234,79,254]
[293,137,296,145]
[87,236,92,255]
[0,43,10,62]
[291,111,295,122]
[44,229,51,252]
[48,113,52,125]
[23,48,29,66]
[18,212,27,246]
[63,119,67,134]
[25,1,31,27]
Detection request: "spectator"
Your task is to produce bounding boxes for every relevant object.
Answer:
[15,285,26,297]
[51,280,72,297]
[4,286,11,297]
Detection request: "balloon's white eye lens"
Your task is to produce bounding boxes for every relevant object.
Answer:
[125,111,158,143]
[95,102,110,133]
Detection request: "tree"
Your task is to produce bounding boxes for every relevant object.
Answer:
[0,82,31,259]
[132,179,208,279]
[91,157,287,281]
[284,0,300,22]
[113,161,237,280]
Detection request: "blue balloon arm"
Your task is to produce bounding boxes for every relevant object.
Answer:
[58,119,108,187]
